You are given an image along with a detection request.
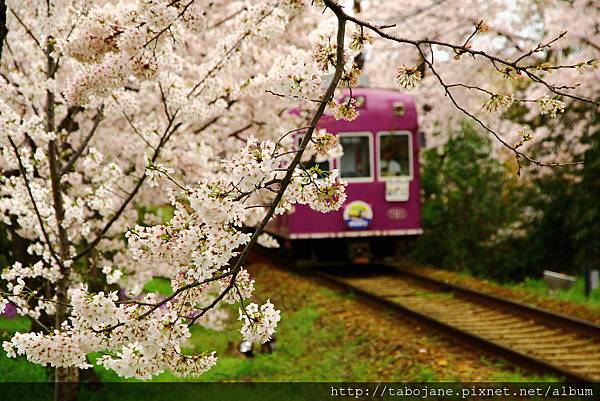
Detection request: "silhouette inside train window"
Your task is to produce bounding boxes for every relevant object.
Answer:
[339,134,372,181]
[379,132,411,178]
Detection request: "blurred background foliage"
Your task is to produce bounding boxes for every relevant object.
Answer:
[413,104,600,285]
[413,120,528,281]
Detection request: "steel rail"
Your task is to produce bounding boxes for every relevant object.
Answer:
[314,269,597,383]
[250,248,599,382]
[388,265,600,340]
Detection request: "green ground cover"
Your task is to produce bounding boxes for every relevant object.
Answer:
[0,281,391,384]
[508,276,600,309]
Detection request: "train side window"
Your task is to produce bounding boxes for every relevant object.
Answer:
[377,131,412,180]
[338,133,373,182]
[296,134,330,175]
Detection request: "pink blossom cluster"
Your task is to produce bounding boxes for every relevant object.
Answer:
[239,300,281,344]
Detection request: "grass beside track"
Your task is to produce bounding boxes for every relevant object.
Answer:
[509,277,600,308]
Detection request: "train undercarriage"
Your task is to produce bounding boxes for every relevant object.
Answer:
[283,236,417,267]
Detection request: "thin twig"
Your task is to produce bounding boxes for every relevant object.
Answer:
[8,8,42,50]
[7,135,63,269]
[60,106,104,175]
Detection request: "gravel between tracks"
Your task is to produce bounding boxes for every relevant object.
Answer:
[395,260,600,325]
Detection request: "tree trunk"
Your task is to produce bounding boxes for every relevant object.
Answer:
[0,0,7,61]
[42,26,80,401]
[54,367,79,401]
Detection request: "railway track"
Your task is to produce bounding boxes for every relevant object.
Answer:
[313,265,600,382]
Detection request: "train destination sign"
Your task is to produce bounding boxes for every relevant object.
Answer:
[385,178,410,202]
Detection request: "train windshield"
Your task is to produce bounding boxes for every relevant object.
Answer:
[339,134,372,181]
[378,132,411,179]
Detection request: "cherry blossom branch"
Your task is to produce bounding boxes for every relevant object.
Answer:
[0,59,41,116]
[44,42,74,363]
[324,0,599,108]
[57,106,84,144]
[71,112,220,261]
[2,287,72,308]
[273,126,314,150]
[389,0,448,22]
[192,115,220,135]
[323,0,596,169]
[143,0,196,49]
[4,298,53,333]
[226,123,254,140]
[209,6,244,29]
[265,89,325,104]
[579,36,600,52]
[187,5,277,98]
[93,271,234,334]
[416,45,582,173]
[190,5,349,326]
[147,163,188,191]
[2,39,37,87]
[70,114,179,261]
[6,135,63,269]
[112,99,156,150]
[512,31,567,65]
[446,83,537,104]
[60,105,104,175]
[7,8,42,50]
[157,81,172,121]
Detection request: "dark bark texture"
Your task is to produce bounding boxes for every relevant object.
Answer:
[0,0,6,61]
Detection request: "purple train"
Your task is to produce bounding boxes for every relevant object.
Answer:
[270,88,423,264]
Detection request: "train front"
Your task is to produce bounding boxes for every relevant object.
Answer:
[271,88,423,265]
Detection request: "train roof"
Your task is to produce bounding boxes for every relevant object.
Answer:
[318,87,418,131]
[344,87,416,103]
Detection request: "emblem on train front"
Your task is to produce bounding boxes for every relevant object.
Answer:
[343,201,373,229]
[387,207,407,221]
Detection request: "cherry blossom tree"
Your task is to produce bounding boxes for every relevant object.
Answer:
[0,1,347,398]
[507,0,600,165]
[0,1,598,400]
[360,0,599,164]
